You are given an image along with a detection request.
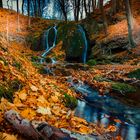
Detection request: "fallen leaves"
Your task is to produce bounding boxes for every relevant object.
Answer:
[21,108,36,120]
[106,125,117,132]
[36,106,52,115]
[30,85,38,92]
[18,90,27,101]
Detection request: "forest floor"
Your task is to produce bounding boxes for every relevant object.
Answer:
[0,3,140,139]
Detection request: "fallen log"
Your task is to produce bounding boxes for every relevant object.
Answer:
[4,110,77,140]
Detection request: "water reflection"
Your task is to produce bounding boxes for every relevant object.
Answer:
[71,80,140,140]
[75,100,139,140]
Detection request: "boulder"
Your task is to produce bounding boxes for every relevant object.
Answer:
[59,23,90,63]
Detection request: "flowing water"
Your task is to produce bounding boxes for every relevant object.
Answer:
[77,25,88,64]
[40,25,140,139]
[69,79,140,140]
[40,25,57,64]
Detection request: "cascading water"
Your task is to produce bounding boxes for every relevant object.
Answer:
[78,25,88,64]
[51,58,56,65]
[40,25,57,64]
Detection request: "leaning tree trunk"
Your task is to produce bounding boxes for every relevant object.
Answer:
[124,0,136,48]
[0,0,3,8]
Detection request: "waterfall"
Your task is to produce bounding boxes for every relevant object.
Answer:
[40,25,57,64]
[78,25,88,64]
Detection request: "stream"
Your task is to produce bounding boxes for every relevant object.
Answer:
[69,79,140,140]
[39,25,140,140]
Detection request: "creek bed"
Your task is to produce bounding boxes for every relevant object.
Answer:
[70,80,140,140]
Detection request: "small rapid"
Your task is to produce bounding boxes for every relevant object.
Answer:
[40,25,57,64]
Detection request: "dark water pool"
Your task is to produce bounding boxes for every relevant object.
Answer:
[70,80,140,140]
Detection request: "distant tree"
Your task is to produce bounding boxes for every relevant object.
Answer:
[27,0,31,25]
[0,0,3,8]
[16,0,20,32]
[7,0,10,9]
[22,0,25,14]
[124,0,136,48]
[71,0,81,21]
[83,0,88,16]
[55,0,70,21]
[16,0,19,13]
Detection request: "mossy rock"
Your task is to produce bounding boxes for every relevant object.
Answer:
[64,93,78,110]
[87,59,97,66]
[60,23,90,62]
[94,75,111,82]
[112,82,136,94]
[128,69,140,80]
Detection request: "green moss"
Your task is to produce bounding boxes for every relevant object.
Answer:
[0,79,22,102]
[112,82,136,94]
[128,69,140,80]
[31,55,40,62]
[0,57,8,66]
[94,75,111,82]
[38,67,48,74]
[64,93,78,110]
[87,59,97,66]
[12,61,22,70]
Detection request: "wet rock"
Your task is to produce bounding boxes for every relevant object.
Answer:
[92,36,128,61]
[29,27,57,51]
[58,23,91,63]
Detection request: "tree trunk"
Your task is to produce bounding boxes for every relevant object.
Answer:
[112,0,117,15]
[16,0,19,13]
[0,0,3,8]
[124,0,136,48]
[83,0,88,16]
[22,0,25,14]
[27,0,31,26]
[99,0,108,35]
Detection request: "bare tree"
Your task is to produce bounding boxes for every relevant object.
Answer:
[71,0,81,21]
[22,0,25,14]
[0,0,3,8]
[55,0,70,21]
[27,0,31,26]
[124,0,136,48]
